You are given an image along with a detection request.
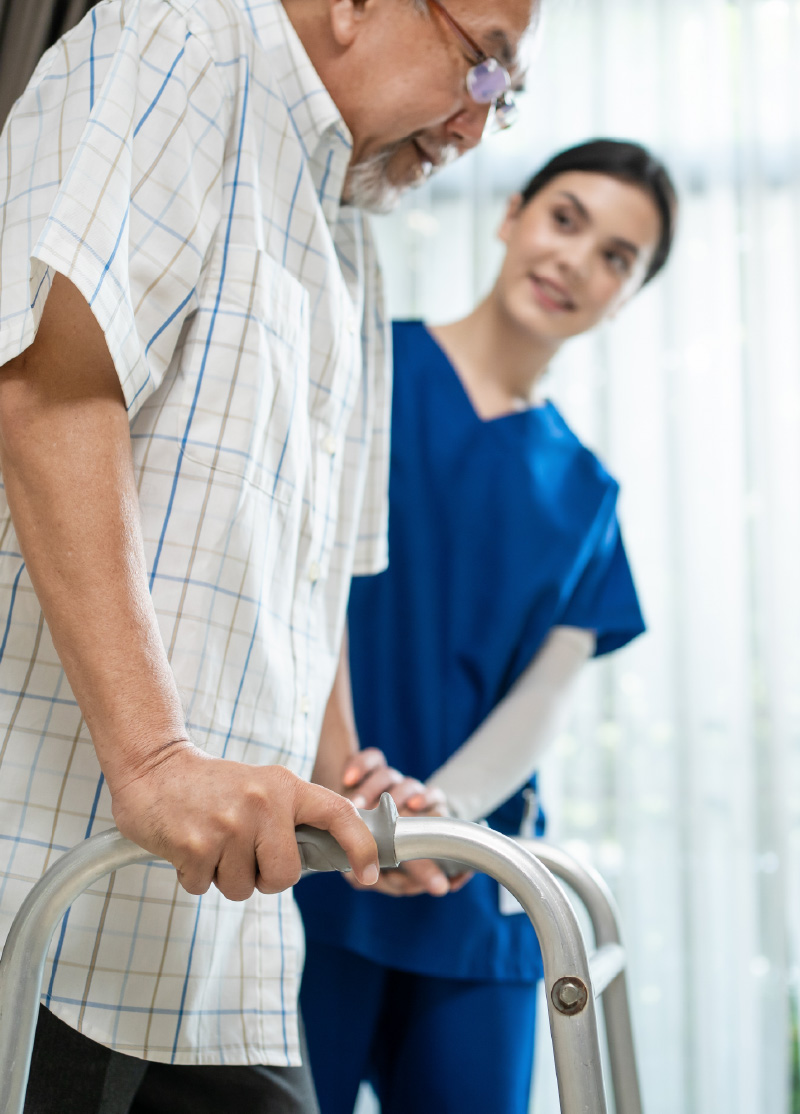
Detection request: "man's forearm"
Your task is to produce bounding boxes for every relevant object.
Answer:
[0,274,380,896]
[0,274,187,791]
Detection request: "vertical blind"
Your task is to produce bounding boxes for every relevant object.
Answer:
[371,1,800,1111]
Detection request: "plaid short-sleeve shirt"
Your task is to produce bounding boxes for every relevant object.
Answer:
[0,0,390,1066]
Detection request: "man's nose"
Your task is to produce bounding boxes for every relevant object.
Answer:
[445,101,492,151]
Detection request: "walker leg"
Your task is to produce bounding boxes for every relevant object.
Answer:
[0,805,612,1114]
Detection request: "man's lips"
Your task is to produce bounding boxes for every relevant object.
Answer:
[529,274,576,312]
[412,139,436,175]
[412,138,458,174]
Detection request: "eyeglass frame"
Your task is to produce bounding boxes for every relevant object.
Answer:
[426,0,519,131]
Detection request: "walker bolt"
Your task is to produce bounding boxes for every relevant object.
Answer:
[551,976,589,1016]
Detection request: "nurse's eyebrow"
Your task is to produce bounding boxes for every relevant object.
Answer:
[557,191,641,258]
[557,191,591,222]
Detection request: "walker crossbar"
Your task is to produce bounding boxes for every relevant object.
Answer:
[0,805,624,1114]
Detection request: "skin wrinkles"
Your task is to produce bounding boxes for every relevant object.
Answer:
[285,0,537,212]
[0,0,543,914]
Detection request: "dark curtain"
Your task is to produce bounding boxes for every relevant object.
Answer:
[0,0,100,128]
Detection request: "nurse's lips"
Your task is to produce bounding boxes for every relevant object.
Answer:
[529,274,576,312]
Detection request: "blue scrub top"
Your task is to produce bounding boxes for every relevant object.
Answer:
[296,321,645,983]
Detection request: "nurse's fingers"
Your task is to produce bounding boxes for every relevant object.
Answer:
[398,857,451,896]
[444,868,473,893]
[344,866,433,897]
[347,766,403,809]
[383,776,429,812]
[403,784,448,814]
[341,748,386,789]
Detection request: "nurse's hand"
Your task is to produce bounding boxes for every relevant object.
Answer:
[340,748,436,812]
[341,751,473,897]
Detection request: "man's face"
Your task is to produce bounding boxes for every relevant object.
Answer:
[339,0,538,213]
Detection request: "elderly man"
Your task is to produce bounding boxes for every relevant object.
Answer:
[0,0,536,1109]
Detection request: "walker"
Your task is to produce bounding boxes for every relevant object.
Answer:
[0,796,642,1114]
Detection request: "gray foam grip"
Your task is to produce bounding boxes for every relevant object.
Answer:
[296,792,399,873]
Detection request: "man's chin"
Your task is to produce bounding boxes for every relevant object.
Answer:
[343,145,442,214]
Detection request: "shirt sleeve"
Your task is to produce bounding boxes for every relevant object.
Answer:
[558,508,646,656]
[0,2,227,420]
[349,252,391,577]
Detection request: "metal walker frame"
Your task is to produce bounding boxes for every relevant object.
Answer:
[0,800,642,1114]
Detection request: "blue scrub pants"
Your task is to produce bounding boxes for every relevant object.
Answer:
[300,939,538,1114]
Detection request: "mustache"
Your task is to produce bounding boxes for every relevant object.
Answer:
[415,139,459,175]
[343,138,460,214]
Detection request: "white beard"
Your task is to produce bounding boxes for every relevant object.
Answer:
[343,141,458,214]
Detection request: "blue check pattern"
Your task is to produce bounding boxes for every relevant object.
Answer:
[0,0,390,1066]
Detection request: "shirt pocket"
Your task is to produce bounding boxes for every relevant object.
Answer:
[177,241,310,506]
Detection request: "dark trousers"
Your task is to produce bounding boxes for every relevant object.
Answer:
[24,1006,320,1114]
[301,938,538,1114]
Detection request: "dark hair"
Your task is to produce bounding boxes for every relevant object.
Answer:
[520,139,678,285]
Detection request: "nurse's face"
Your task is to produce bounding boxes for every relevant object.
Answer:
[495,171,663,342]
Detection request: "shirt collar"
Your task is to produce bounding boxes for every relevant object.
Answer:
[240,0,353,219]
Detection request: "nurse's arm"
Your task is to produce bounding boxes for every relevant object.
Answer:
[314,626,435,809]
[421,627,595,823]
[315,629,453,896]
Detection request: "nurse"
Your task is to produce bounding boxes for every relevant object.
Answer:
[297,139,678,1114]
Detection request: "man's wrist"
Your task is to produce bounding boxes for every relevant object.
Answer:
[100,729,195,797]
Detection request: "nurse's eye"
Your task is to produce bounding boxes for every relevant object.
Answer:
[552,206,576,231]
[604,248,632,276]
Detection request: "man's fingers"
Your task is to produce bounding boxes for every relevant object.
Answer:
[293,781,379,886]
[168,826,220,896]
[214,844,259,902]
[176,864,215,896]
[254,834,303,895]
[173,842,217,896]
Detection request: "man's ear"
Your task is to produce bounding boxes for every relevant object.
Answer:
[329,0,369,47]
[498,193,524,246]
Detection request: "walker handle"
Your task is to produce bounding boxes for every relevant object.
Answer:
[296,792,399,872]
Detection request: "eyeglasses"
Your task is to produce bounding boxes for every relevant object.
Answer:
[426,0,519,131]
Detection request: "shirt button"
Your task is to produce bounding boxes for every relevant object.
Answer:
[308,561,321,583]
[346,312,358,335]
[300,695,310,715]
[323,434,337,456]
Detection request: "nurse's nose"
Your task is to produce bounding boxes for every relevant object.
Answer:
[557,236,594,284]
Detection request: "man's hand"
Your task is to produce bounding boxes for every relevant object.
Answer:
[111,743,380,900]
[0,274,378,903]
[340,750,472,898]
